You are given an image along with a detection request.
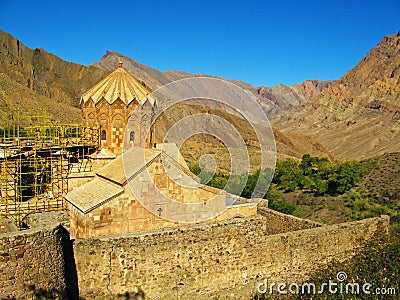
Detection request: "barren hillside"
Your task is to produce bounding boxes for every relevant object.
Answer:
[273,32,400,160]
[2,29,398,163]
[95,51,331,119]
[0,29,107,125]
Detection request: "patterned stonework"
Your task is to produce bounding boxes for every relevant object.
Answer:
[81,63,154,154]
[66,144,258,238]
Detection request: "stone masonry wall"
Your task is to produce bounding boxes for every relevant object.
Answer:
[0,212,67,299]
[257,205,322,232]
[73,212,389,299]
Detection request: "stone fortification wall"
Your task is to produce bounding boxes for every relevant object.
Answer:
[0,212,69,299]
[0,209,389,299]
[73,210,389,299]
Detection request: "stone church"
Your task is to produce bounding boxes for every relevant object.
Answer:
[65,63,257,238]
[80,61,155,154]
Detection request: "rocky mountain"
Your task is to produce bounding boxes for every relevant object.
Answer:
[3,29,398,162]
[255,80,333,117]
[153,101,333,174]
[273,32,400,160]
[0,27,327,127]
[0,72,80,125]
[0,29,107,125]
[0,30,329,160]
[98,52,339,161]
[95,51,332,119]
[93,50,171,91]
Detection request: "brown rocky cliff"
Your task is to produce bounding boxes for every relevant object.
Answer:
[293,80,334,100]
[0,29,107,108]
[339,32,400,97]
[273,32,400,160]
[96,51,332,119]
[318,32,400,110]
[0,30,338,160]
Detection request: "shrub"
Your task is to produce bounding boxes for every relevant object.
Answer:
[268,198,297,214]
[300,232,400,300]
[273,155,368,196]
[273,159,304,192]
[343,190,399,221]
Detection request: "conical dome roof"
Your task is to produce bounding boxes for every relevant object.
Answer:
[81,62,149,105]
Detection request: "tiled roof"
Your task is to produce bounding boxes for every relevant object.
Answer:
[81,63,150,105]
[65,178,123,213]
[66,144,200,213]
[95,144,199,186]
[96,147,162,185]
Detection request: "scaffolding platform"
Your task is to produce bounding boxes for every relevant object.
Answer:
[0,124,99,228]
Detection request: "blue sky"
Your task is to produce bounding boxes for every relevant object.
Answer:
[0,0,398,86]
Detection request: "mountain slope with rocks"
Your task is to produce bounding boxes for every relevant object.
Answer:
[95,51,332,119]
[0,29,108,125]
[273,32,400,160]
[3,29,398,162]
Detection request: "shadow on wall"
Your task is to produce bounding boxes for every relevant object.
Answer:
[78,290,146,300]
[26,286,68,300]
[58,226,80,300]
[59,226,146,300]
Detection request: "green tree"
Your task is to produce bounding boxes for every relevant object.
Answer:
[312,156,332,178]
[300,154,313,176]
[327,160,368,195]
[240,168,274,199]
[273,159,303,192]
[313,177,328,195]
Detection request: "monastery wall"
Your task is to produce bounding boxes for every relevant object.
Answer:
[73,210,389,299]
[0,210,389,299]
[0,212,69,299]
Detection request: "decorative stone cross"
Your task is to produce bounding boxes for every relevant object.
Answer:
[157,207,163,217]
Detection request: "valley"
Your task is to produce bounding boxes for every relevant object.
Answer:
[0,27,399,299]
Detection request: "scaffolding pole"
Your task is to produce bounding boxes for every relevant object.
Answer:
[0,124,99,229]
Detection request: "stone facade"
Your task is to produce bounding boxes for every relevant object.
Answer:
[81,62,155,155]
[0,211,390,299]
[66,145,257,238]
[72,211,389,299]
[67,183,227,239]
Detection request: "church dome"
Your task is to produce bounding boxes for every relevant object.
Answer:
[81,62,150,105]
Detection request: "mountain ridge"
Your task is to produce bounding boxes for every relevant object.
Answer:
[0,29,331,160]
[0,29,107,107]
[1,29,398,161]
[273,31,400,160]
[95,50,333,119]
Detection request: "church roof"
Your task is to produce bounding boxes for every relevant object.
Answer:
[65,178,124,213]
[65,144,201,213]
[81,62,150,105]
[96,147,162,186]
[94,144,196,186]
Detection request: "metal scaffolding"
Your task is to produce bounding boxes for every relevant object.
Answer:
[0,104,100,228]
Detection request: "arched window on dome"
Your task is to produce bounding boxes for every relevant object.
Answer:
[129,131,135,142]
